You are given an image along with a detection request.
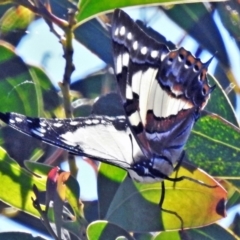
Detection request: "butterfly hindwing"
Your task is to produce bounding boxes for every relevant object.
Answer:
[112,9,213,165]
[112,9,170,157]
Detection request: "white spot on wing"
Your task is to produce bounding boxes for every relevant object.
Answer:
[37,127,46,133]
[31,129,44,137]
[70,121,78,126]
[120,26,125,36]
[10,119,15,124]
[40,122,47,127]
[114,27,119,36]
[15,117,23,123]
[85,119,92,125]
[92,119,99,124]
[116,54,122,74]
[60,132,76,146]
[53,122,63,128]
[122,52,129,67]
[126,84,133,100]
[133,41,138,50]
[127,32,132,40]
[141,46,147,55]
[128,111,141,127]
[151,50,158,58]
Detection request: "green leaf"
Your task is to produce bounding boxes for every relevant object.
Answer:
[0,42,60,164]
[0,5,34,35]
[206,74,238,126]
[76,0,206,23]
[186,224,237,240]
[162,3,229,67]
[0,147,46,217]
[134,232,154,240]
[87,220,135,240]
[27,65,60,116]
[188,114,240,177]
[74,18,113,64]
[71,70,116,99]
[98,163,127,219]
[0,41,59,117]
[216,1,240,45]
[154,231,181,240]
[154,224,237,240]
[0,41,40,115]
[213,63,237,110]
[98,161,226,232]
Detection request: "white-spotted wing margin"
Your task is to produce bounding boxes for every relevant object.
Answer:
[0,112,143,171]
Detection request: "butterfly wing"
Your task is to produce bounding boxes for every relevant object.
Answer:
[112,9,213,165]
[0,112,142,170]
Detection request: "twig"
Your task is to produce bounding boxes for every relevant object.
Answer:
[16,0,79,176]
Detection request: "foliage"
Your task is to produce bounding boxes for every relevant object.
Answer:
[0,0,240,239]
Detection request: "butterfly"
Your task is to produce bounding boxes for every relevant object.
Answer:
[0,9,214,190]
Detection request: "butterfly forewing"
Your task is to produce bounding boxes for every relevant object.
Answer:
[0,112,143,170]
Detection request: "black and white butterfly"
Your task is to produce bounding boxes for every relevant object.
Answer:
[0,9,214,185]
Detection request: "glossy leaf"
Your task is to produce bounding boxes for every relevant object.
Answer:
[205,74,238,126]
[76,0,224,23]
[133,232,153,240]
[27,65,60,116]
[213,63,237,109]
[154,231,181,240]
[0,41,59,117]
[188,114,240,177]
[0,42,60,164]
[216,1,240,45]
[0,5,34,35]
[0,147,47,217]
[0,41,40,115]
[162,3,229,67]
[185,224,237,240]
[98,161,226,231]
[71,70,116,99]
[154,224,237,239]
[87,220,134,240]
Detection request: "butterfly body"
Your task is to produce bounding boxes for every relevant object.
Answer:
[0,9,213,184]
